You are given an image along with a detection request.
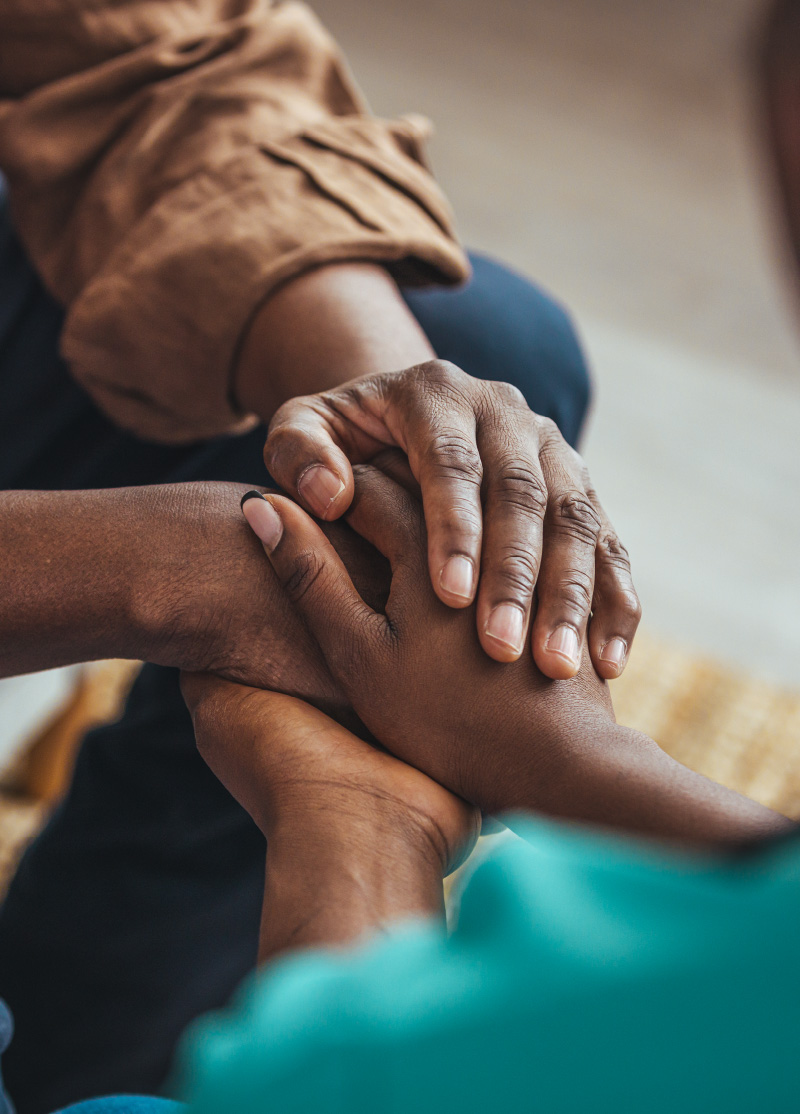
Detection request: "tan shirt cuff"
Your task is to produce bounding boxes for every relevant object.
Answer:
[62,115,469,442]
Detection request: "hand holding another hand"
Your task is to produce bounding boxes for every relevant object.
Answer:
[181,672,480,957]
[242,459,617,818]
[241,458,791,848]
[133,481,389,720]
[181,673,479,877]
[264,362,640,679]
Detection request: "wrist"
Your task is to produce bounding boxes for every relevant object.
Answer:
[127,481,251,669]
[519,720,793,849]
[259,801,444,960]
[265,787,449,882]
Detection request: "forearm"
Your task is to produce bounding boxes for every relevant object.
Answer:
[259,808,444,964]
[0,488,156,676]
[515,722,794,850]
[235,263,435,421]
[0,483,241,679]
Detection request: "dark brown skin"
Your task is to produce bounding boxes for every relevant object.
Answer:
[1,261,639,696]
[242,460,793,848]
[181,676,479,962]
[237,262,641,679]
[0,482,389,721]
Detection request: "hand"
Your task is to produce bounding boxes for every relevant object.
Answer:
[241,464,794,848]
[131,481,390,718]
[241,463,616,816]
[181,674,480,878]
[264,361,640,679]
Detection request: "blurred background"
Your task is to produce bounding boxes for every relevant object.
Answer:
[310,0,800,685]
[2,0,800,790]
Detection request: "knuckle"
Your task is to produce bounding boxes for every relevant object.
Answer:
[426,429,484,485]
[436,501,484,546]
[263,422,293,463]
[552,491,602,544]
[491,546,540,597]
[426,358,468,384]
[492,457,548,518]
[282,548,327,605]
[406,359,469,397]
[597,531,632,572]
[535,415,560,443]
[489,380,528,410]
[555,570,594,614]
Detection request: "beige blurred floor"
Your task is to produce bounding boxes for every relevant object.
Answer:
[314,0,800,686]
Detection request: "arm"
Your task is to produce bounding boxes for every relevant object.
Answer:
[0,2,642,681]
[240,264,643,680]
[0,483,377,718]
[242,465,794,851]
[0,0,466,444]
[180,677,479,961]
[0,484,334,696]
[524,720,792,849]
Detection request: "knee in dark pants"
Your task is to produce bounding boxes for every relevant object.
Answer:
[403,251,592,448]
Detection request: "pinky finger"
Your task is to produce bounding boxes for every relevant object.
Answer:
[587,517,642,680]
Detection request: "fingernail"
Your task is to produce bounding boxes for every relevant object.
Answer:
[599,637,627,670]
[242,494,283,552]
[298,465,345,518]
[439,555,475,601]
[240,489,264,510]
[485,603,525,655]
[546,624,580,666]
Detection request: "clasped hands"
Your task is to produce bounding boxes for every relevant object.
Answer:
[182,362,643,897]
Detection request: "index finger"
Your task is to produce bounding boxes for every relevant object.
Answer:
[264,397,357,520]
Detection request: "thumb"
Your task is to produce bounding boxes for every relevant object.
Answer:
[240,490,384,682]
[264,400,355,521]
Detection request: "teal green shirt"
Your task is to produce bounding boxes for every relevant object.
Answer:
[177,817,800,1112]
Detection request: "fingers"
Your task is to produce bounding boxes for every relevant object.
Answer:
[474,408,547,662]
[530,437,602,680]
[264,398,356,520]
[391,365,485,609]
[370,447,421,498]
[240,490,387,682]
[183,671,331,752]
[586,500,642,679]
[346,465,426,570]
[411,424,484,609]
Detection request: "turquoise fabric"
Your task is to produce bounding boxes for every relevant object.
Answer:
[176,817,800,1113]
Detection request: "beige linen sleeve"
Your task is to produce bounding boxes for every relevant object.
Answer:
[0,0,470,441]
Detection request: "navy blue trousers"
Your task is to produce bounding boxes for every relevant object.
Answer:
[0,177,590,1114]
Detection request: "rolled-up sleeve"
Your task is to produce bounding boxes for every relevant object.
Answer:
[0,0,470,441]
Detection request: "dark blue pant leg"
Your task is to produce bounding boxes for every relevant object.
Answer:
[0,669,266,1114]
[0,180,591,1114]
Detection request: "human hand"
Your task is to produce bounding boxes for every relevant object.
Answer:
[181,673,480,879]
[264,362,640,679]
[241,462,619,817]
[132,481,389,718]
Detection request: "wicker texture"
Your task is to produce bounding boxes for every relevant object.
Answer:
[613,632,800,818]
